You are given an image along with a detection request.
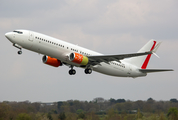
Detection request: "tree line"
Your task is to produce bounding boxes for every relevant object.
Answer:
[0,98,178,120]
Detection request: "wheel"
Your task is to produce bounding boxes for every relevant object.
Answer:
[85,69,88,74]
[88,69,92,74]
[72,69,76,75]
[69,70,73,75]
[17,51,22,55]
[69,69,76,75]
[69,70,72,75]
[85,68,92,74]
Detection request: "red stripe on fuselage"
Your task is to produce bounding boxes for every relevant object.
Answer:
[141,41,156,69]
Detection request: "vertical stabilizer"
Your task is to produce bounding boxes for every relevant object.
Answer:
[126,39,157,69]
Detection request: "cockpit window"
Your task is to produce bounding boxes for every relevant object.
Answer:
[13,31,23,34]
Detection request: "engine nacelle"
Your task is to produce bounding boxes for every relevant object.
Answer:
[69,53,89,65]
[42,56,62,67]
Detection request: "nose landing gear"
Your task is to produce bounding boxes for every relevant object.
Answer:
[17,50,22,55]
[13,44,22,55]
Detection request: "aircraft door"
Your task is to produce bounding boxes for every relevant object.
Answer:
[29,31,34,42]
[128,65,132,76]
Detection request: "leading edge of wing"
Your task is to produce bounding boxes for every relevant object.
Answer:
[139,69,174,73]
[88,51,152,63]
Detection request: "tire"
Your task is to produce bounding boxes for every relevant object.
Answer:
[69,69,76,75]
[72,70,76,75]
[85,69,92,74]
[18,51,22,55]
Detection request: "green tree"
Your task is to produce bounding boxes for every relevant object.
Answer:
[76,109,84,114]
[86,112,100,120]
[0,103,10,120]
[167,107,178,120]
[159,112,167,120]
[16,113,32,120]
[170,99,178,103]
[110,98,116,104]
[77,112,86,119]
[104,108,121,120]
[57,101,63,111]
[61,103,70,113]
[58,112,66,120]
[136,109,143,119]
[76,109,86,119]
[47,112,53,120]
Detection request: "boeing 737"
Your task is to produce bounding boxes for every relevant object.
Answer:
[5,30,173,78]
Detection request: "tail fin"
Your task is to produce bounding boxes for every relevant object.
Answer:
[126,39,158,69]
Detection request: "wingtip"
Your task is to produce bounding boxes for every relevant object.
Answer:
[152,41,162,53]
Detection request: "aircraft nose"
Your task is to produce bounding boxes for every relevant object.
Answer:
[5,32,10,38]
[5,32,12,40]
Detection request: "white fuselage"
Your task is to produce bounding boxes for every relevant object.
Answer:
[5,30,147,77]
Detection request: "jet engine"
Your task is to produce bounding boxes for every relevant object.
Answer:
[42,56,62,67]
[69,52,89,65]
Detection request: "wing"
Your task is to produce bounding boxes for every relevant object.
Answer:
[139,69,173,73]
[88,51,152,65]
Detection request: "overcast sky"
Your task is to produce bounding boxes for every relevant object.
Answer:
[0,0,177,102]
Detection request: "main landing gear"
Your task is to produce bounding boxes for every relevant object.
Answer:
[68,66,92,75]
[69,69,76,75]
[85,68,92,74]
[69,66,76,75]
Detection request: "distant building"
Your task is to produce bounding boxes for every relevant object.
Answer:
[40,102,54,107]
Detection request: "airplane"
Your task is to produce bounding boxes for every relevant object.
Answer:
[5,30,173,78]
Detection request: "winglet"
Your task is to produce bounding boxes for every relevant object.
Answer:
[153,53,160,58]
[151,42,162,58]
[152,42,162,53]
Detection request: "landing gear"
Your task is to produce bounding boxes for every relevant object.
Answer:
[17,50,22,55]
[69,69,76,75]
[13,44,22,55]
[68,65,76,75]
[85,68,92,74]
[68,66,92,75]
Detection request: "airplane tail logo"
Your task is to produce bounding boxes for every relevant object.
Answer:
[126,40,158,69]
[141,41,156,69]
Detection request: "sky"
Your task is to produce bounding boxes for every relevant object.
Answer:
[0,0,177,102]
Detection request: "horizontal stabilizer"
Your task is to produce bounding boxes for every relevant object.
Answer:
[139,69,173,73]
